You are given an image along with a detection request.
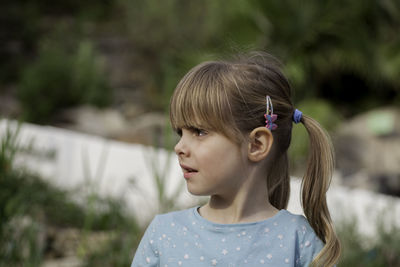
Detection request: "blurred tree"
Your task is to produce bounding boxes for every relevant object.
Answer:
[0,0,115,85]
[1,0,399,122]
[0,1,40,83]
[251,0,400,114]
[114,0,400,114]
[116,0,259,111]
[17,37,111,123]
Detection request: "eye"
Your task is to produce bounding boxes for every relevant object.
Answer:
[192,127,208,137]
[175,128,182,137]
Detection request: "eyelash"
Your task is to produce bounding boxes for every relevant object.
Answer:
[193,128,207,137]
[176,127,208,137]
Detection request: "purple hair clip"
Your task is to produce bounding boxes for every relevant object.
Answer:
[264,96,278,130]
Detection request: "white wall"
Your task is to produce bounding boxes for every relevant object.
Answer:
[1,119,399,237]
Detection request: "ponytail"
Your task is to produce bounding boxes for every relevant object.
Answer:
[301,114,341,267]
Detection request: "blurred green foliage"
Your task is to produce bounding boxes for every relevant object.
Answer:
[1,0,399,122]
[17,38,111,123]
[83,227,143,267]
[252,0,400,111]
[0,0,115,83]
[0,125,141,266]
[115,0,400,113]
[338,217,400,266]
[118,0,257,110]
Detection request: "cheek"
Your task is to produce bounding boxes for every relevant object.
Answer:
[201,146,245,175]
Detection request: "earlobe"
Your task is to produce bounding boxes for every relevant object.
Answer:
[247,127,273,162]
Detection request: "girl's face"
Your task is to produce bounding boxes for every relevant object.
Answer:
[174,126,248,197]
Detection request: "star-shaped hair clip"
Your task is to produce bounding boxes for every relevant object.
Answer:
[264,95,278,131]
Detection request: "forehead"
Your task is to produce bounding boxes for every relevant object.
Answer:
[169,63,236,137]
[170,91,223,132]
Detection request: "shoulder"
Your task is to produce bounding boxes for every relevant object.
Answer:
[277,210,324,265]
[155,207,194,223]
[148,207,196,231]
[131,208,198,267]
[277,210,320,237]
[137,208,194,249]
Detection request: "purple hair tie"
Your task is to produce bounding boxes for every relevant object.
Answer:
[293,109,302,124]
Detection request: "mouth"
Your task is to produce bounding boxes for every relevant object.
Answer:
[180,164,198,179]
[180,164,198,173]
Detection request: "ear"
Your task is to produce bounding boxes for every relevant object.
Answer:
[247,127,273,162]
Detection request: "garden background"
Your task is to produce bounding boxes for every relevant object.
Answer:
[1,0,399,266]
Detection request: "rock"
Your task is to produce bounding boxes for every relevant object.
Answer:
[57,105,167,146]
[58,106,127,137]
[113,112,167,146]
[0,86,21,118]
[334,107,400,196]
[45,227,81,258]
[42,256,82,267]
[43,226,115,264]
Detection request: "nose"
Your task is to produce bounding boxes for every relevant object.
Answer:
[174,135,189,157]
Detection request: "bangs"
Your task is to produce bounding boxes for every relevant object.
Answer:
[170,62,237,139]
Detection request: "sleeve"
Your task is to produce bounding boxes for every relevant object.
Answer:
[297,233,324,267]
[131,216,160,267]
[296,217,325,267]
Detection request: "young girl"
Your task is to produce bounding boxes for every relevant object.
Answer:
[131,52,341,267]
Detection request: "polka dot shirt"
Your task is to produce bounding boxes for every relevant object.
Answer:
[131,207,324,266]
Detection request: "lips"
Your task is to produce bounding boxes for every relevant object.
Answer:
[180,164,198,173]
[180,164,198,179]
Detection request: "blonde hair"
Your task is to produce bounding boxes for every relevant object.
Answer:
[170,52,340,266]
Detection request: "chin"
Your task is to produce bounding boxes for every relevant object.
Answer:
[187,185,210,196]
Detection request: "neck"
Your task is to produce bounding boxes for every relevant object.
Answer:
[199,167,279,224]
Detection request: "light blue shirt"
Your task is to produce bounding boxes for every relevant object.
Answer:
[131,207,324,266]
